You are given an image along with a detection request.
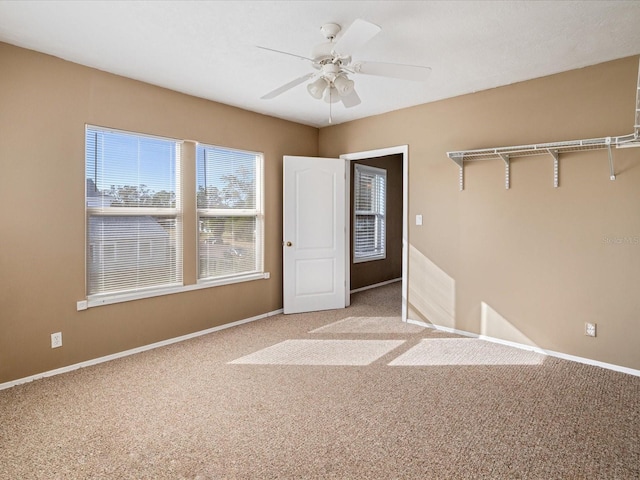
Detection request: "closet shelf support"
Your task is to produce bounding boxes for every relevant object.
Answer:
[498,153,510,190]
[450,153,464,191]
[606,138,616,181]
[547,149,559,188]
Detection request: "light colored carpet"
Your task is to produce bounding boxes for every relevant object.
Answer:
[389,338,545,366]
[309,316,424,334]
[1,282,639,479]
[229,339,405,366]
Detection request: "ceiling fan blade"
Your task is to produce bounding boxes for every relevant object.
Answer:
[341,89,361,108]
[333,19,381,56]
[261,73,315,100]
[256,45,314,62]
[354,61,432,82]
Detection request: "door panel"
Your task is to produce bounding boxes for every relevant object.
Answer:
[284,156,345,314]
[295,169,335,249]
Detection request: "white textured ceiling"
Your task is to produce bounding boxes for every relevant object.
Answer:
[1,1,639,127]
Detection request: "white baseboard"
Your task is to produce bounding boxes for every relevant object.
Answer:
[351,277,402,294]
[6,308,637,391]
[406,318,640,377]
[0,308,284,391]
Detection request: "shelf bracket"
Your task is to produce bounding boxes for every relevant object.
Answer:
[450,153,465,191]
[498,153,510,189]
[547,149,559,188]
[606,137,616,180]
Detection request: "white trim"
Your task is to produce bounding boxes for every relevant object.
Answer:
[0,308,284,391]
[352,253,386,264]
[406,319,477,338]
[86,272,268,309]
[343,155,352,308]
[406,318,640,377]
[6,308,636,390]
[87,207,180,216]
[350,277,402,294]
[86,123,184,143]
[197,209,259,216]
[340,145,409,322]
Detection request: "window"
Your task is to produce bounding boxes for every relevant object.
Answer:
[196,144,263,281]
[353,164,386,262]
[84,127,265,306]
[85,126,182,297]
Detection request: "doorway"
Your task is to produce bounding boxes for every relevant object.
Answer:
[341,146,408,321]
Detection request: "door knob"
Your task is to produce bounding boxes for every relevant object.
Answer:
[286,241,293,247]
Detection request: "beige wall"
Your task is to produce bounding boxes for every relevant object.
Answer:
[0,43,318,384]
[320,56,640,371]
[2,41,638,384]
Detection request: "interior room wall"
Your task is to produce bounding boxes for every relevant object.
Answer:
[2,41,638,384]
[0,43,318,384]
[350,154,403,290]
[320,56,640,371]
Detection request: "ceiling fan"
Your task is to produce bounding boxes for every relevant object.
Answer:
[257,19,431,120]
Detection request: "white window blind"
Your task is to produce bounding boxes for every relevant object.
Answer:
[354,164,386,262]
[85,126,182,296]
[196,144,263,281]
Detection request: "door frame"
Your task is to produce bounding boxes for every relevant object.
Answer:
[340,145,409,322]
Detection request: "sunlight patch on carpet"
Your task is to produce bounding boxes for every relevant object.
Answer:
[388,338,545,366]
[310,316,424,334]
[229,340,405,366]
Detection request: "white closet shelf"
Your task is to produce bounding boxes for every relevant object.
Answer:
[447,132,638,165]
[447,58,640,191]
[447,132,639,191]
[447,132,640,190]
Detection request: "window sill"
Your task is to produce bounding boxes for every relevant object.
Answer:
[85,272,269,309]
[353,255,386,264]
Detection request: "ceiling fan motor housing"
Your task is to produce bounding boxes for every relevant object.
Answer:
[320,23,341,40]
[311,42,336,64]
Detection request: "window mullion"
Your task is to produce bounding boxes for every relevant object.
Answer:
[88,207,179,217]
[197,208,258,217]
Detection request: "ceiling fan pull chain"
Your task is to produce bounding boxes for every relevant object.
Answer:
[329,88,333,124]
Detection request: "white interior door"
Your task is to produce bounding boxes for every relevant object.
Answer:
[283,155,346,314]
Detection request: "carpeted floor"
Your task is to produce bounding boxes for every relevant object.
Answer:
[1,282,639,479]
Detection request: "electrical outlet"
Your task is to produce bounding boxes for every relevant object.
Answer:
[51,332,62,348]
[585,323,597,337]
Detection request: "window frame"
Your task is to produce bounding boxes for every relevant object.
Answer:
[195,143,265,284]
[85,125,183,303]
[83,125,268,309]
[353,163,387,263]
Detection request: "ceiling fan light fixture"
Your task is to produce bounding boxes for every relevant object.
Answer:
[323,86,341,104]
[333,75,355,96]
[307,77,328,99]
